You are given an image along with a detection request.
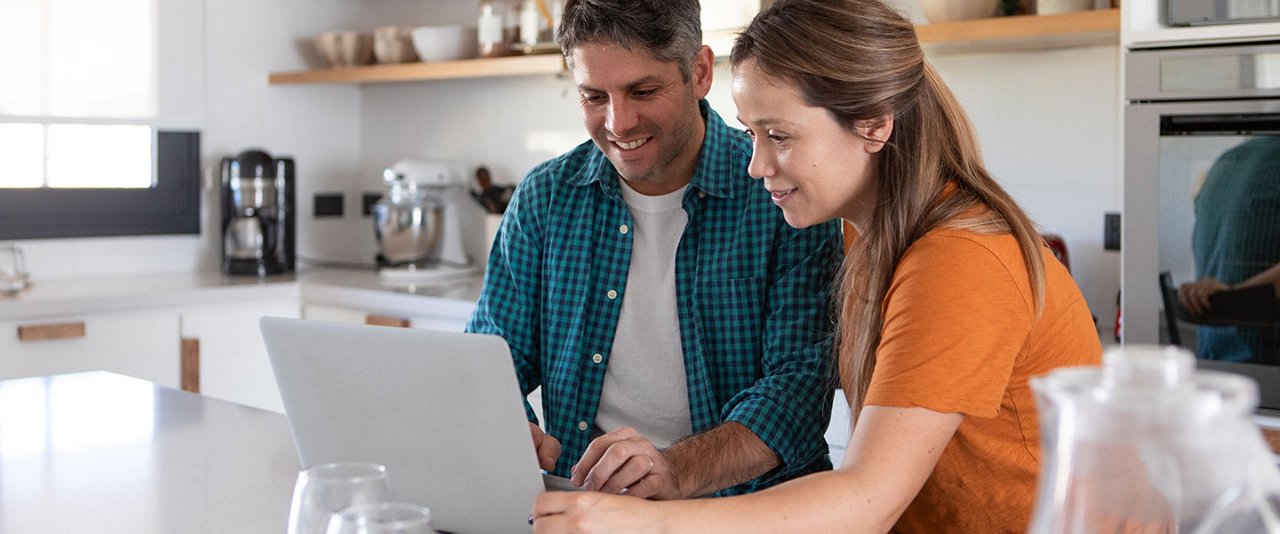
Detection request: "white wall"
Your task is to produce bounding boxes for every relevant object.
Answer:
[930,46,1124,333]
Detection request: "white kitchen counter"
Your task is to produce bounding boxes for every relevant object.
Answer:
[0,371,301,533]
[0,268,483,322]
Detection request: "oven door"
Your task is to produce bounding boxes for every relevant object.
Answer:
[1124,99,1280,346]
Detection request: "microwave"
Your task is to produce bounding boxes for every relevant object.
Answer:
[1167,0,1280,26]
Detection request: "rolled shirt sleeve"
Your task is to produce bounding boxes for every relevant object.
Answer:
[720,222,842,488]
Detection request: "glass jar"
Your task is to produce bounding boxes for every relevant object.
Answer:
[1029,345,1280,533]
[477,0,511,58]
[517,0,542,54]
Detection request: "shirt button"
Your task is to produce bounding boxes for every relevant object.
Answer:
[607,289,618,300]
[619,224,629,235]
[592,353,603,364]
[698,191,706,199]
[578,421,588,431]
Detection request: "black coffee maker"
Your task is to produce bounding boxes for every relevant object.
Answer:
[220,149,296,275]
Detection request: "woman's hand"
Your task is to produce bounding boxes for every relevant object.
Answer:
[1179,277,1231,316]
[532,491,667,533]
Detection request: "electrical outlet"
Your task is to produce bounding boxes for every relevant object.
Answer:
[1104,212,1120,251]
[362,192,382,217]
[314,193,344,218]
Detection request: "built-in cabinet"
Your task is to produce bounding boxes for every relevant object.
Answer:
[1,301,302,412]
[301,303,470,332]
[180,299,301,413]
[2,310,181,388]
[1,288,479,414]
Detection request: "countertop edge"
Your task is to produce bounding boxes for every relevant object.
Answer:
[0,269,481,322]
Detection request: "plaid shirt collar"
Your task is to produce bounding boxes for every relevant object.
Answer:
[565,99,740,200]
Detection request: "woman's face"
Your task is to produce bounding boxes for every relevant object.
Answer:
[731,59,890,230]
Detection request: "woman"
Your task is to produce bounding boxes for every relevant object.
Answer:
[532,0,1102,531]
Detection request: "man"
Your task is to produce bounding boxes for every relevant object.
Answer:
[1179,136,1280,364]
[466,0,841,498]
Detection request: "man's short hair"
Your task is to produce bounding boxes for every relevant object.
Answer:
[557,0,703,81]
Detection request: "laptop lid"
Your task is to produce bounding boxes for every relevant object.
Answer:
[260,316,544,534]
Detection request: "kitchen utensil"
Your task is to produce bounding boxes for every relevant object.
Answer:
[1029,345,1280,533]
[919,0,999,23]
[470,166,514,215]
[373,160,476,284]
[410,25,479,63]
[326,502,437,534]
[315,31,374,68]
[0,245,29,295]
[288,463,390,534]
[373,170,442,266]
[373,26,418,64]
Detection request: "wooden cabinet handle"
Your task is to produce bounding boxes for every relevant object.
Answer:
[17,322,86,342]
[181,338,200,394]
[1264,428,1280,455]
[365,314,410,328]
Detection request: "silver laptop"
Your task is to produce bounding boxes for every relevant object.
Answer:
[260,316,575,534]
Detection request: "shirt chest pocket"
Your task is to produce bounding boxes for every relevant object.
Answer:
[694,276,766,372]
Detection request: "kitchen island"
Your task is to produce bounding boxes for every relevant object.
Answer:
[0,371,300,533]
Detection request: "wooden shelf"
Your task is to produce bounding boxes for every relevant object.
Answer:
[269,10,1119,85]
[917,8,1120,52]
[268,53,565,85]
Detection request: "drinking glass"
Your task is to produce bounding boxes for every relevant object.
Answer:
[326,503,437,534]
[0,246,28,294]
[287,462,390,534]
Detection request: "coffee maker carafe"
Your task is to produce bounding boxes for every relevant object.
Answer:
[221,149,296,275]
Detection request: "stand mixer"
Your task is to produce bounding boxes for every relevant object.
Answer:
[373,160,476,284]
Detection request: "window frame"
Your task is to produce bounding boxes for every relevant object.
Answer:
[0,130,200,239]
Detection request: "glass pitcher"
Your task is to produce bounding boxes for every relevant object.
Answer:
[1029,345,1280,533]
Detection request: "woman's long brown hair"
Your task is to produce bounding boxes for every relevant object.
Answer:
[731,0,1045,419]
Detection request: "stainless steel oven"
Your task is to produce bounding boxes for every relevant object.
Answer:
[1125,41,1280,410]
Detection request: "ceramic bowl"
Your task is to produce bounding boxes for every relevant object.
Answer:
[919,0,999,23]
[373,25,419,64]
[315,31,374,68]
[410,25,479,63]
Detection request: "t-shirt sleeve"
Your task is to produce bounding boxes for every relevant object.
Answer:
[863,234,1035,418]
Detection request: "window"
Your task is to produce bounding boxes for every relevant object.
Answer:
[0,0,199,238]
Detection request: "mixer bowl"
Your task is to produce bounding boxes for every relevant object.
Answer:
[373,200,443,265]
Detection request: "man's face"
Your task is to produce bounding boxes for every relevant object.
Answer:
[569,42,712,195]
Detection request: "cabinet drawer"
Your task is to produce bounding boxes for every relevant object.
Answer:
[0,311,180,388]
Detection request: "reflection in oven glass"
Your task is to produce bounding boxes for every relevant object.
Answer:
[1160,133,1280,365]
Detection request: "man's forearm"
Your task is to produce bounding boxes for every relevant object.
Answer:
[663,422,780,498]
[1240,262,1280,291]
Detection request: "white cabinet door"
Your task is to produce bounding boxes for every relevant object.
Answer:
[302,302,470,332]
[301,303,368,325]
[0,310,180,388]
[181,299,299,413]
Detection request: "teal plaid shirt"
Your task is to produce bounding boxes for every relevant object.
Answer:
[466,101,841,495]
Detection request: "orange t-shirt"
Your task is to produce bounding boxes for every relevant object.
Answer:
[863,226,1102,534]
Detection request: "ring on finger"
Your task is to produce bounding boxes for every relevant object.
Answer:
[644,455,654,472]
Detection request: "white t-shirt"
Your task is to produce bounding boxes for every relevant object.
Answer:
[593,180,693,449]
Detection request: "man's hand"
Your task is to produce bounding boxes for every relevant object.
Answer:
[571,427,680,500]
[1180,277,1231,316]
[530,422,561,472]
